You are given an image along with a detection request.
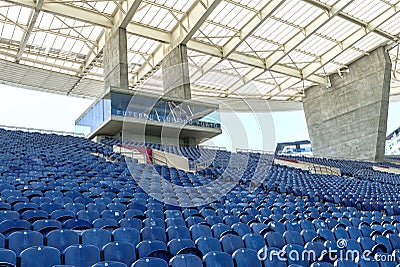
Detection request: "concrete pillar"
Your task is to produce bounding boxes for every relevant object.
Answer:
[162,45,191,99]
[103,28,129,90]
[303,47,391,162]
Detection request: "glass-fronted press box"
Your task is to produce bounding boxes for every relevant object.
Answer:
[75,87,221,137]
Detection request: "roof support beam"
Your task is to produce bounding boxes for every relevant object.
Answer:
[265,0,354,69]
[302,4,400,79]
[15,0,44,63]
[190,0,285,89]
[3,0,113,27]
[222,0,286,58]
[170,0,223,48]
[302,0,398,41]
[6,0,396,44]
[132,0,223,84]
[188,40,328,84]
[277,2,400,94]
[78,0,143,76]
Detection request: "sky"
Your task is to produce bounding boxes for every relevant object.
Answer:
[0,84,399,150]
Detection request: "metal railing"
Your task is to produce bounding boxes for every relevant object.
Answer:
[0,124,85,137]
[236,148,275,155]
[198,144,227,150]
[308,164,340,176]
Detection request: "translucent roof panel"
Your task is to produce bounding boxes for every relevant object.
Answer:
[0,0,396,102]
[208,1,254,30]
[253,18,301,44]
[342,0,391,23]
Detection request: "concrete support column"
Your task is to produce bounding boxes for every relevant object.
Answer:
[162,45,191,99]
[303,47,392,162]
[103,28,129,90]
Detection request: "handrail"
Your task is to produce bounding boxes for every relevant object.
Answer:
[0,124,85,137]
[236,148,275,155]
[198,144,227,150]
[278,152,379,164]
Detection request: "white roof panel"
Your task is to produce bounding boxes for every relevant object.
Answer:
[0,0,395,102]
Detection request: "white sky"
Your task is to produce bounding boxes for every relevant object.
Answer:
[0,84,399,150]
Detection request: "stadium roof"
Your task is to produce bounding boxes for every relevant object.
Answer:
[0,0,398,102]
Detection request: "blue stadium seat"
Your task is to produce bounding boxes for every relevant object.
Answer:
[317,229,335,241]
[20,246,60,267]
[357,256,379,267]
[284,230,304,246]
[0,248,16,266]
[260,247,287,267]
[64,244,101,267]
[137,240,168,258]
[212,223,231,239]
[389,234,400,250]
[168,238,195,255]
[47,229,79,252]
[347,227,362,240]
[0,232,4,248]
[242,233,266,251]
[265,232,285,249]
[167,226,191,241]
[310,263,334,267]
[195,236,222,255]
[304,242,325,263]
[220,233,244,254]
[119,218,142,230]
[169,254,202,267]
[22,210,48,223]
[141,226,166,243]
[231,223,251,237]
[91,262,127,267]
[103,242,136,266]
[165,218,186,228]
[334,259,357,267]
[77,210,100,223]
[190,224,212,240]
[64,219,91,230]
[131,257,168,267]
[203,251,234,267]
[301,229,318,243]
[93,218,118,230]
[82,229,112,249]
[284,244,309,267]
[8,231,43,255]
[32,219,62,235]
[0,219,30,236]
[112,227,140,247]
[232,248,262,267]
[50,210,75,223]
[359,237,376,251]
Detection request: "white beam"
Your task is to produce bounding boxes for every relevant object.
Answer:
[302,4,399,79]
[302,0,398,41]
[188,40,328,84]
[170,0,223,48]
[78,0,142,76]
[3,0,113,27]
[222,0,286,58]
[116,0,143,29]
[132,43,167,83]
[132,0,222,83]
[221,68,265,96]
[265,0,354,69]
[275,2,400,93]
[15,0,44,63]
